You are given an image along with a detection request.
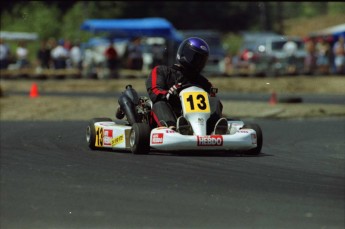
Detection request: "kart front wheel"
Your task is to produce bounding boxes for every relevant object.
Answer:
[130,123,151,154]
[242,123,263,155]
[86,117,112,150]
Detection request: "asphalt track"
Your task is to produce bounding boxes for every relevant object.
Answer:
[1,118,344,229]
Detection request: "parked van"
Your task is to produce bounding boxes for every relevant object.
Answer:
[234,32,307,77]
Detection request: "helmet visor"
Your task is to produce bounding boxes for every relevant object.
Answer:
[183,47,208,72]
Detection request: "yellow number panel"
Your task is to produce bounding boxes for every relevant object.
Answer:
[182,92,210,113]
[95,126,103,147]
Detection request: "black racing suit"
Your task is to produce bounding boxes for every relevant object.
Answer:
[146,64,223,134]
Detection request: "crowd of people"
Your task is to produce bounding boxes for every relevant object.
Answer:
[1,35,344,77]
[304,35,345,75]
[0,37,157,78]
[0,37,85,72]
[228,35,345,76]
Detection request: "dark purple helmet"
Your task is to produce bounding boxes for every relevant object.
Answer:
[176,37,209,73]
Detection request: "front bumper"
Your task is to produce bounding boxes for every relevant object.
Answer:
[150,127,257,151]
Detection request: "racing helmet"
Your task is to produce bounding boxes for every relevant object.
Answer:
[176,37,209,73]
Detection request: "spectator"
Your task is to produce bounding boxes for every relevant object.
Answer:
[283,38,298,71]
[51,39,69,69]
[240,48,254,61]
[304,38,317,75]
[0,38,10,70]
[70,40,83,71]
[47,37,57,50]
[104,42,119,78]
[37,40,51,69]
[224,52,233,75]
[16,41,29,69]
[82,48,96,78]
[63,39,73,51]
[126,37,143,70]
[150,43,166,68]
[315,38,331,75]
[332,36,345,75]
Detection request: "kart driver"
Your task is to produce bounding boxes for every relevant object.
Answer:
[146,37,228,135]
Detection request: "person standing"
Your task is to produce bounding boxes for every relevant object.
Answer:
[37,40,51,69]
[51,39,69,69]
[283,38,298,73]
[16,41,29,69]
[126,37,143,70]
[315,38,331,75]
[151,43,166,68]
[0,38,10,70]
[304,38,317,75]
[332,36,345,75]
[70,41,83,71]
[104,42,119,78]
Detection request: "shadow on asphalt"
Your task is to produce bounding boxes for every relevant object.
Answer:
[150,150,273,157]
[86,146,273,158]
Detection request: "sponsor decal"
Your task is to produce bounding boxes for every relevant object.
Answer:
[112,134,124,146]
[197,135,223,146]
[152,133,164,144]
[238,130,249,133]
[103,129,113,146]
[165,130,175,133]
[197,118,205,125]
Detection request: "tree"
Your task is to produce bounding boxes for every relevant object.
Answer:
[60,2,92,42]
[1,2,62,39]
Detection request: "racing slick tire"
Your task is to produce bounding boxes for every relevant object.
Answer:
[130,123,151,155]
[86,117,113,150]
[242,123,263,155]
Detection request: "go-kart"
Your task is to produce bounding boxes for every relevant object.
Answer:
[86,84,263,155]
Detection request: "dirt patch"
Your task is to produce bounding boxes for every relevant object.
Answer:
[0,76,344,121]
[1,76,345,95]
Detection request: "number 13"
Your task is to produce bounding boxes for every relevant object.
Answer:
[183,92,210,113]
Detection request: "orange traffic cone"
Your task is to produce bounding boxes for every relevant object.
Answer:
[269,91,277,105]
[29,83,39,98]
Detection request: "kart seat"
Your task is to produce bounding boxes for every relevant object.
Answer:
[176,116,193,135]
[213,118,229,135]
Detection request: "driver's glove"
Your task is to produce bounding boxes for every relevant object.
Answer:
[166,83,182,100]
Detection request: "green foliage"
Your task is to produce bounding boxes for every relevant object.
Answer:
[222,33,243,55]
[85,1,125,19]
[328,2,345,15]
[2,1,342,42]
[1,1,344,66]
[59,1,127,43]
[1,2,63,64]
[1,2,61,39]
[60,2,91,42]
[301,2,328,18]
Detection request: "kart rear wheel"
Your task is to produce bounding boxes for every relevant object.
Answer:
[242,123,263,155]
[130,123,151,154]
[86,117,112,150]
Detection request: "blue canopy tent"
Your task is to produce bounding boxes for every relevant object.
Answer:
[81,17,182,40]
[309,23,345,41]
[81,17,183,65]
